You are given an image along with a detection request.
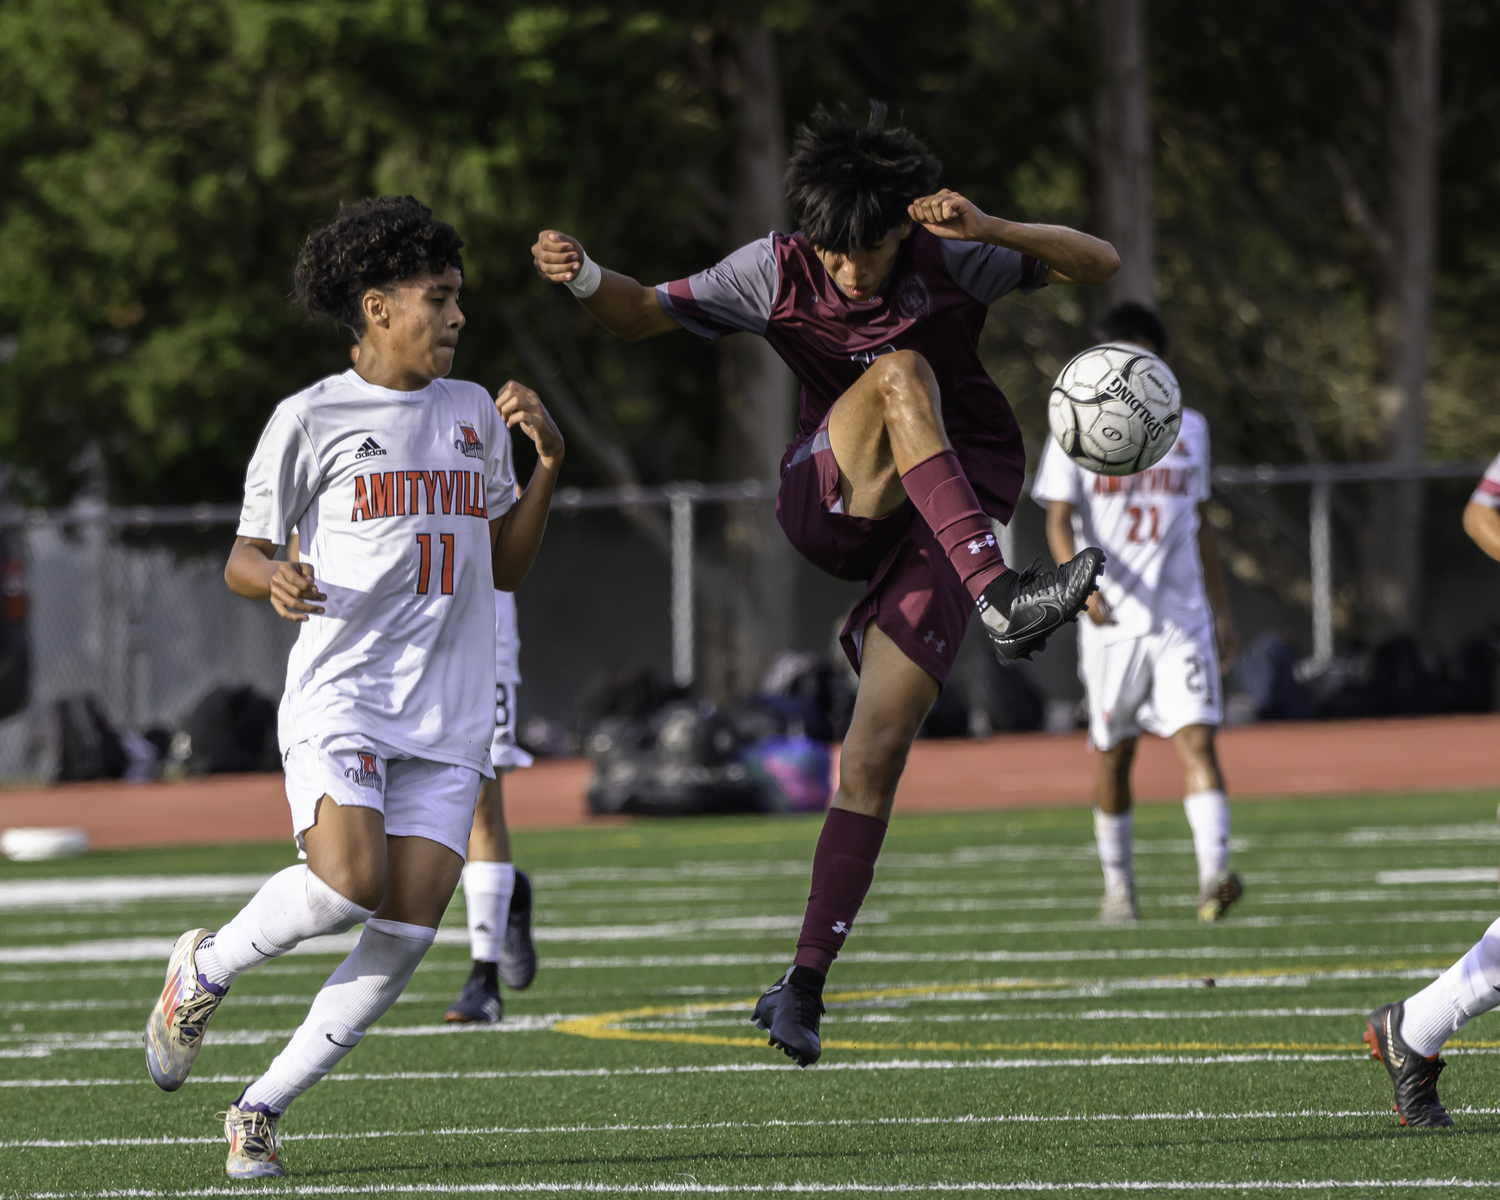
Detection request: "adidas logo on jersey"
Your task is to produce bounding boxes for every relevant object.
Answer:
[354,437,387,460]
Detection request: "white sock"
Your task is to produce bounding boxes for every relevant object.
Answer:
[1400,917,1500,1057]
[1183,790,1231,892]
[1093,808,1134,895]
[197,865,373,989]
[463,861,516,964]
[239,917,436,1113]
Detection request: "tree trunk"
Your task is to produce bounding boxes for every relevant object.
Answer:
[1361,0,1439,635]
[1093,0,1155,310]
[700,25,798,699]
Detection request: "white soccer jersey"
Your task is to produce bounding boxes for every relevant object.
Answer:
[1472,452,1500,511]
[1033,407,1214,644]
[494,589,521,684]
[238,369,517,773]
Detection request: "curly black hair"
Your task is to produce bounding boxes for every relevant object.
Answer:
[1098,302,1167,356]
[783,102,942,253]
[294,196,465,333]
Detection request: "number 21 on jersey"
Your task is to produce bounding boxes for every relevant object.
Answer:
[415,533,455,595]
[1127,505,1160,544]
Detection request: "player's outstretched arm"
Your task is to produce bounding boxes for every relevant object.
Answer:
[531,230,679,342]
[1196,507,1238,670]
[1463,500,1500,563]
[491,380,565,591]
[908,190,1119,287]
[224,537,327,622]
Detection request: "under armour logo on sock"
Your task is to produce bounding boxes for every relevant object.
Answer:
[966,534,996,554]
[831,921,850,935]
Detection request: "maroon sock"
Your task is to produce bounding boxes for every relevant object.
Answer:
[900,450,1007,600]
[793,808,889,976]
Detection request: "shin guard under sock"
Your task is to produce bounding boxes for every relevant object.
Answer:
[793,808,888,975]
[199,865,373,989]
[900,450,1007,600]
[240,918,436,1114]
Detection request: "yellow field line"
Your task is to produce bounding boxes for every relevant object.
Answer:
[553,959,1500,1055]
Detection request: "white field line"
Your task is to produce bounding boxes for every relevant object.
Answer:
[13,1177,1500,1195]
[0,992,464,1015]
[1378,867,1499,885]
[0,875,273,911]
[0,1017,566,1056]
[0,936,1469,967]
[0,1050,1432,1090]
[628,1006,1371,1031]
[0,828,1485,907]
[10,1104,1500,1151]
[0,1002,1385,1054]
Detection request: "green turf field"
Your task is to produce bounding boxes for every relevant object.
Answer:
[4,791,1500,1197]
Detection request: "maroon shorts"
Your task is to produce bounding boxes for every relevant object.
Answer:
[775,417,973,684]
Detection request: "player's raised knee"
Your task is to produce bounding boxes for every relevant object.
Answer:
[869,349,939,409]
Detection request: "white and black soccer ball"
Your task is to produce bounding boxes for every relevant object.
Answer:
[1047,343,1182,476]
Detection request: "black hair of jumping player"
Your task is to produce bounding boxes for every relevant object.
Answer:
[294,196,465,333]
[1098,301,1167,357]
[783,102,942,254]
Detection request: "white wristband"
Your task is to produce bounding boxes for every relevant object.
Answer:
[564,252,602,299]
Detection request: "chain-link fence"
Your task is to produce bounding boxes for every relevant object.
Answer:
[0,506,297,780]
[0,459,1490,782]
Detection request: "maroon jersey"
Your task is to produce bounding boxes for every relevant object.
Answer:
[656,227,1047,521]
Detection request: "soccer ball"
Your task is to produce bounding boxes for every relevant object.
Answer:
[1047,343,1182,475]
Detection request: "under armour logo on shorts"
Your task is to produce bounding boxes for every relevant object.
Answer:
[923,630,947,654]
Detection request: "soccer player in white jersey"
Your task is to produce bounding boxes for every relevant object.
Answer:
[444,586,539,1023]
[1032,303,1241,925]
[141,196,563,1180]
[1359,451,1500,1129]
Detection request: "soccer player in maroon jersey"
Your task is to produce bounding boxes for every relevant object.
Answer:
[533,104,1117,1066]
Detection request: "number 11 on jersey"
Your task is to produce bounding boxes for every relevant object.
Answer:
[415,533,455,596]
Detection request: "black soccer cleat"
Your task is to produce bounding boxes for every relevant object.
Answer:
[978,549,1105,661]
[752,971,825,1068]
[444,960,502,1024]
[1364,1001,1453,1128]
[499,869,537,990]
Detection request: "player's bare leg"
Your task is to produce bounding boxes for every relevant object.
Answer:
[1092,738,1139,923]
[754,623,938,1066]
[826,351,1103,660]
[1170,723,1241,921]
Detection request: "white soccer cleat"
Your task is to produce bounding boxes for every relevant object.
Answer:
[144,928,227,1091]
[222,1103,287,1179]
[1098,884,1139,925]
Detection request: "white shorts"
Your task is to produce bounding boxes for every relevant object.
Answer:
[283,734,484,860]
[1079,621,1222,751]
[490,682,534,772]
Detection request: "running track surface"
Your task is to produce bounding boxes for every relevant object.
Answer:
[2,713,1496,849]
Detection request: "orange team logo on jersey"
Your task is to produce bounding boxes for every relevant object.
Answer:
[454,420,484,459]
[344,751,382,789]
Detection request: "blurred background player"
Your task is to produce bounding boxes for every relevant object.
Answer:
[142,196,563,1180]
[531,102,1117,1067]
[444,586,539,1023]
[1033,303,1242,925]
[1360,450,1500,1130]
